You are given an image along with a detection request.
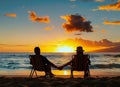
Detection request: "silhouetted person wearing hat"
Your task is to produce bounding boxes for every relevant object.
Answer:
[59,46,91,78]
[30,47,60,77]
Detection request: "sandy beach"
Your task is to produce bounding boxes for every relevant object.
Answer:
[0,70,120,87]
[0,75,120,87]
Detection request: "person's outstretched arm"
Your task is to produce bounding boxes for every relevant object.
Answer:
[49,62,60,69]
[42,56,60,69]
[59,60,72,70]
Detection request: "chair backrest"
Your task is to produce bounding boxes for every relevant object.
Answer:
[29,55,45,71]
[71,54,90,71]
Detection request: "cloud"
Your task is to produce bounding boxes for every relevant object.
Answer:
[78,0,92,1]
[100,29,106,33]
[70,0,117,2]
[56,38,120,52]
[98,1,120,11]
[0,44,28,47]
[44,27,52,30]
[103,20,120,25]
[0,44,32,52]
[60,14,93,32]
[4,13,16,18]
[61,38,120,48]
[95,0,105,2]
[74,33,81,35]
[70,0,76,2]
[28,11,50,23]
[70,0,105,2]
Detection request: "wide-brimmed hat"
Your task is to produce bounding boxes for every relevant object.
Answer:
[76,46,84,52]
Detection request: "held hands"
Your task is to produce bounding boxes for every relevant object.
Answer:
[55,64,66,70]
[57,66,64,70]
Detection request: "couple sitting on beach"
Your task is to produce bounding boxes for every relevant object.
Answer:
[30,46,90,78]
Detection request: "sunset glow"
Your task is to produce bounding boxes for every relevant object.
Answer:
[64,71,69,75]
[0,0,120,52]
[56,46,74,53]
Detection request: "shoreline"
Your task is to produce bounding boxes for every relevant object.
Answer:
[0,69,120,78]
[0,69,120,87]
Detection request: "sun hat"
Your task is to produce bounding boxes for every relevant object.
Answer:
[76,46,84,52]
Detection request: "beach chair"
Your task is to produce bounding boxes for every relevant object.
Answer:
[70,54,90,78]
[29,55,46,78]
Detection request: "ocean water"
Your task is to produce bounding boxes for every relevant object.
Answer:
[0,52,120,73]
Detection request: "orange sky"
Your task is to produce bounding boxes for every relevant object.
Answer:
[0,38,119,52]
[0,0,120,52]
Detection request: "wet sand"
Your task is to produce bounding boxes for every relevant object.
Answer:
[0,70,120,87]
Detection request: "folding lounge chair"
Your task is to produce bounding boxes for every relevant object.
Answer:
[29,55,46,78]
[70,55,90,78]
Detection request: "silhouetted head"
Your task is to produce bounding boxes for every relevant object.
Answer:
[34,47,40,55]
[76,46,84,54]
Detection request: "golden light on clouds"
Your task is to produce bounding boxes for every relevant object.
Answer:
[1,37,120,52]
[0,44,33,52]
[98,2,120,11]
[104,20,120,25]
[28,11,50,23]
[44,27,52,30]
[100,29,106,33]
[4,13,16,18]
[95,0,105,2]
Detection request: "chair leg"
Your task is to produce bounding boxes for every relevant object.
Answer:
[34,71,38,78]
[84,69,90,78]
[29,69,34,78]
[87,68,90,77]
[29,68,38,78]
[70,70,73,78]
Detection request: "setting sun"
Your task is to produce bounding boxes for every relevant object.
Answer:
[64,71,69,75]
[56,46,74,52]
